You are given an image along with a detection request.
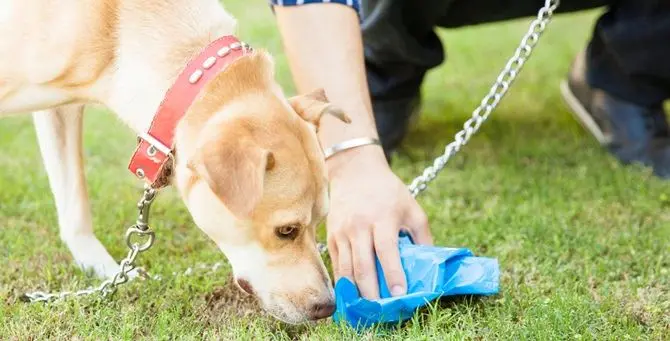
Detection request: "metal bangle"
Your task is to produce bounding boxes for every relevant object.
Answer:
[323,137,382,159]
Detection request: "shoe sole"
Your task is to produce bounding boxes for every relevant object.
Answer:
[559,80,611,145]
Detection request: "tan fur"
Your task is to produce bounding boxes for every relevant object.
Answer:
[190,122,274,218]
[0,0,347,324]
[288,88,352,127]
[46,0,119,89]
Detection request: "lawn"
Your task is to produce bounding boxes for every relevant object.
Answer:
[1,1,669,340]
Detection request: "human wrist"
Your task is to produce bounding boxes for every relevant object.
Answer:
[325,139,388,181]
[323,137,382,159]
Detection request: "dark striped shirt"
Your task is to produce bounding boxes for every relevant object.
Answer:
[269,0,360,15]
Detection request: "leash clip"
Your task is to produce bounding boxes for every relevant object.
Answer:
[136,184,157,230]
[137,132,173,159]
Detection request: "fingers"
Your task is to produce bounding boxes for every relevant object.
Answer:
[404,200,433,245]
[351,230,380,299]
[334,237,353,284]
[327,236,339,280]
[373,219,407,297]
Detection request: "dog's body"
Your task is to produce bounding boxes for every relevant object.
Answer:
[1,0,345,323]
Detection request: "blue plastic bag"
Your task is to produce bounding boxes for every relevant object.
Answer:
[333,234,500,329]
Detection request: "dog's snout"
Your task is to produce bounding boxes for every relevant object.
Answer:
[235,278,254,296]
[308,300,335,320]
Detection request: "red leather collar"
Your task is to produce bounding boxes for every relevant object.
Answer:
[127,35,251,188]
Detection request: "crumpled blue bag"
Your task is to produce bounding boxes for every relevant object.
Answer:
[333,233,500,329]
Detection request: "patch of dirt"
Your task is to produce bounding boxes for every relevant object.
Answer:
[618,285,670,330]
[203,275,263,319]
[197,275,316,339]
[587,276,602,303]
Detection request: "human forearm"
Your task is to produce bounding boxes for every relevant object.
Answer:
[272,2,433,299]
[273,4,387,175]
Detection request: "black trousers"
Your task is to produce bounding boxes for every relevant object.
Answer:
[361,0,670,154]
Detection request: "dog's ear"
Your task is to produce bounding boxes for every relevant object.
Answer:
[288,88,351,128]
[189,134,274,219]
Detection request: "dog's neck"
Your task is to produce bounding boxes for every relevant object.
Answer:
[99,0,238,134]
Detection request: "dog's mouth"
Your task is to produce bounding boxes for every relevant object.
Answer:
[235,278,255,296]
[260,298,313,325]
[227,275,327,324]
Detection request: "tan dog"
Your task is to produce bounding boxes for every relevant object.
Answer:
[0,0,350,323]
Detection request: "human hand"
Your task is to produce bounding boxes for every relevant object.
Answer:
[326,147,433,299]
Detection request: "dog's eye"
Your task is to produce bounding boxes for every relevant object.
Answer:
[275,224,300,240]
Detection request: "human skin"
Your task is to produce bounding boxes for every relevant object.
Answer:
[274,4,434,299]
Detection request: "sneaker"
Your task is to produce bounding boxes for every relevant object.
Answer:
[560,50,670,178]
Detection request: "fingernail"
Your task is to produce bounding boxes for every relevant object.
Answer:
[391,285,405,296]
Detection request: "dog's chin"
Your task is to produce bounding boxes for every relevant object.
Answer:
[262,302,310,325]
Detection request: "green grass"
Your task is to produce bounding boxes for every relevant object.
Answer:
[2,2,669,339]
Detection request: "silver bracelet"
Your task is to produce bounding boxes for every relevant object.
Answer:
[323,137,382,159]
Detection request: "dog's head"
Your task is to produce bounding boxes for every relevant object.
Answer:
[174,50,349,324]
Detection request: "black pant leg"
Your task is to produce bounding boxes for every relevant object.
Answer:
[361,0,453,156]
[361,0,606,156]
[437,0,606,28]
[587,0,670,107]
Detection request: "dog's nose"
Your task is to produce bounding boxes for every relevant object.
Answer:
[308,300,336,320]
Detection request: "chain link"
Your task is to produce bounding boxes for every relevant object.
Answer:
[408,0,559,197]
[21,0,558,304]
[20,182,328,303]
[21,185,158,303]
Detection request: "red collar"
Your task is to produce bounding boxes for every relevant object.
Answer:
[127,35,251,188]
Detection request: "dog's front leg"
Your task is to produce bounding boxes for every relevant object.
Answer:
[33,105,121,279]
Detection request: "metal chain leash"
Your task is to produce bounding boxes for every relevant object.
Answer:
[21,186,157,303]
[21,0,558,304]
[408,0,560,197]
